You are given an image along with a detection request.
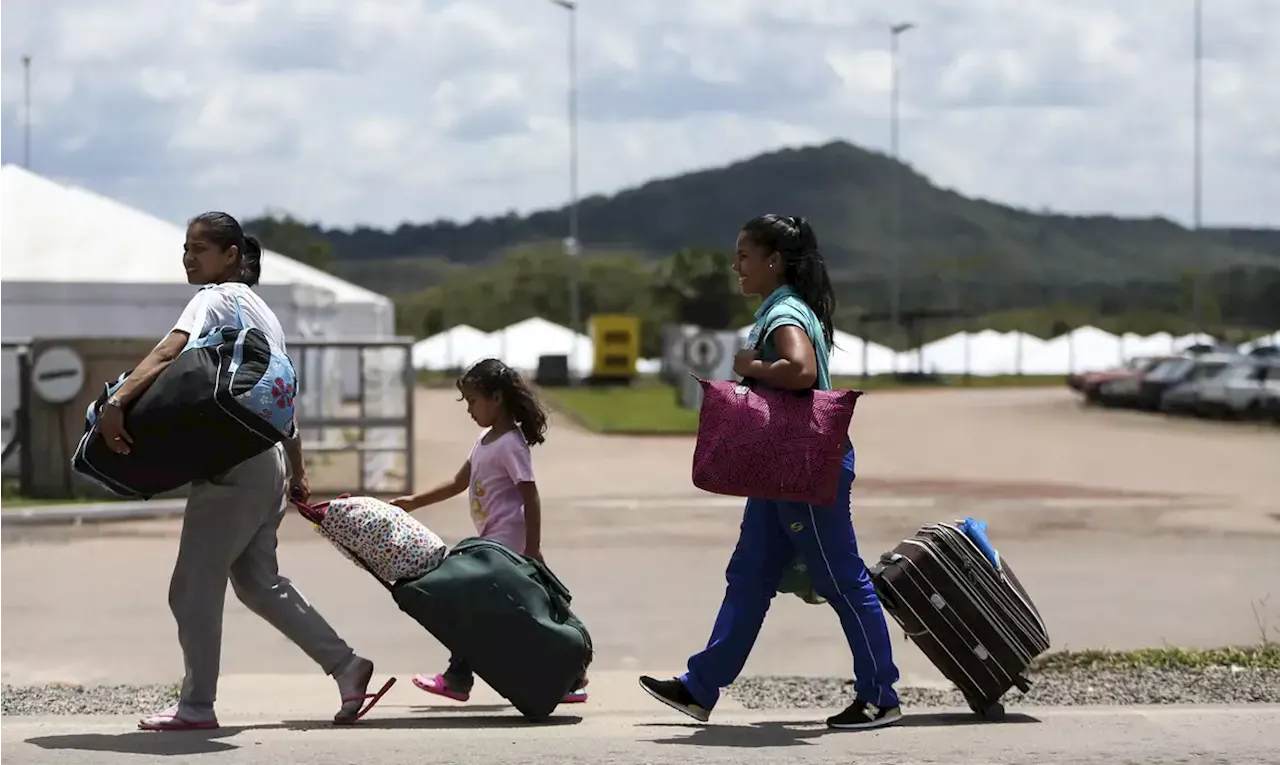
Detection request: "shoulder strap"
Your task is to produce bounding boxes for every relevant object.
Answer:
[231,293,246,330]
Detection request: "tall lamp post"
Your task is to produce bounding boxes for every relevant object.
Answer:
[22,54,32,169]
[549,0,582,376]
[888,22,914,349]
[1191,0,1205,335]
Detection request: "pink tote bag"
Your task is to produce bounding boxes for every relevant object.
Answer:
[691,378,861,507]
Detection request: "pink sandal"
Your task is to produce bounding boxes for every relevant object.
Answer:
[138,706,220,732]
[413,673,470,702]
[334,677,397,725]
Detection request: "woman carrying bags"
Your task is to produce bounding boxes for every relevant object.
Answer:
[638,214,902,730]
[96,211,391,731]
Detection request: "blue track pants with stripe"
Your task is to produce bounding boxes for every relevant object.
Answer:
[680,448,900,709]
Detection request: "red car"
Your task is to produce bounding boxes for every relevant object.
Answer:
[1068,356,1172,404]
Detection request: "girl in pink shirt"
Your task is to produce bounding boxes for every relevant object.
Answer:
[390,358,588,704]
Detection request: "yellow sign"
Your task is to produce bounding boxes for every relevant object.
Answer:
[590,314,640,379]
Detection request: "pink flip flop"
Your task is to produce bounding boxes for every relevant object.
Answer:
[561,688,589,704]
[334,676,397,725]
[412,673,470,702]
[138,707,220,732]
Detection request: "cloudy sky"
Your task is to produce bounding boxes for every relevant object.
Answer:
[2,0,1277,232]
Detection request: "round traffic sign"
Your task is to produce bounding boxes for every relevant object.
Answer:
[31,346,86,405]
[683,333,723,374]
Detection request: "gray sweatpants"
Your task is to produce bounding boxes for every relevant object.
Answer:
[169,445,354,712]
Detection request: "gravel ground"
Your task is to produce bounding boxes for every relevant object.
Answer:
[729,667,1280,710]
[5,666,1279,715]
[1,683,178,716]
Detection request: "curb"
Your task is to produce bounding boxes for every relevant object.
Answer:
[0,499,187,528]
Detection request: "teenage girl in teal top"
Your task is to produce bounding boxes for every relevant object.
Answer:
[639,214,902,730]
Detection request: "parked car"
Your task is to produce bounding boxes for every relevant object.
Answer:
[1158,377,1205,415]
[1192,359,1280,420]
[1132,354,1237,411]
[1080,357,1173,406]
[1263,387,1280,424]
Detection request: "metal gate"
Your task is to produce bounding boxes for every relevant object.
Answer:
[1,336,416,500]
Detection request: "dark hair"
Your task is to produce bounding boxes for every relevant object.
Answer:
[457,358,548,446]
[188,211,263,287]
[740,214,836,347]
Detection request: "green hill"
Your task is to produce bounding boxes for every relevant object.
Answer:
[257,140,1278,289]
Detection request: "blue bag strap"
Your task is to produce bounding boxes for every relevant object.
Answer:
[231,294,246,330]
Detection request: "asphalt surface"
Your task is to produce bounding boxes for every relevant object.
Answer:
[6,706,1280,765]
[4,387,1279,764]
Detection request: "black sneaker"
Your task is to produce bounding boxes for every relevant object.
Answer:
[637,676,711,722]
[826,699,903,730]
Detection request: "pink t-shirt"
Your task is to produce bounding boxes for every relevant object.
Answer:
[468,429,535,554]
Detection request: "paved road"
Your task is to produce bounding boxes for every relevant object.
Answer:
[4,388,1279,763]
[5,389,1280,686]
[6,706,1279,765]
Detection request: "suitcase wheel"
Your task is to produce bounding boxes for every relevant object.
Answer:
[969,700,1005,721]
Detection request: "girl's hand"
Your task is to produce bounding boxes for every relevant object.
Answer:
[390,496,418,511]
[526,547,545,564]
[97,402,133,455]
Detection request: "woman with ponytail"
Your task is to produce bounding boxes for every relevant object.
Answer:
[639,214,902,730]
[95,211,385,730]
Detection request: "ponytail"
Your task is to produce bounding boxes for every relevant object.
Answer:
[238,235,263,287]
[740,214,837,347]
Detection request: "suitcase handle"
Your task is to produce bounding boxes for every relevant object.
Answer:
[290,495,394,594]
[518,559,574,620]
[290,492,352,525]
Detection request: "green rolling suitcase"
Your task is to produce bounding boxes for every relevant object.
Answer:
[392,537,593,720]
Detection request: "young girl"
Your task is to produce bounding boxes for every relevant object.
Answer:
[390,357,589,704]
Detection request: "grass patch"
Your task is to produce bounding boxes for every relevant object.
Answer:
[1031,643,1280,672]
[542,383,700,434]
[542,374,1066,434]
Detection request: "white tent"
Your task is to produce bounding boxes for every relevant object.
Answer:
[829,331,897,376]
[1171,332,1218,352]
[1,165,399,484]
[1239,331,1280,354]
[908,330,1046,376]
[489,317,594,375]
[1119,332,1176,360]
[0,164,394,393]
[1022,326,1123,374]
[412,324,501,370]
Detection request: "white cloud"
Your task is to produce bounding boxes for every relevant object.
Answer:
[1,0,1276,232]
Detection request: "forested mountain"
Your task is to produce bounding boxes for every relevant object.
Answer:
[249,140,1278,290]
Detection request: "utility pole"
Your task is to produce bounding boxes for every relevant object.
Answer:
[549,0,582,375]
[22,54,32,169]
[1191,0,1205,335]
[888,22,915,347]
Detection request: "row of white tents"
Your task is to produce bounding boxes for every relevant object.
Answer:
[414,321,1280,378]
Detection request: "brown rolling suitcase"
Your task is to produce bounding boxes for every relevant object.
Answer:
[870,521,1050,719]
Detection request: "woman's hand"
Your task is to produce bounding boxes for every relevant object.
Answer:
[733,349,760,378]
[289,472,311,504]
[97,401,133,455]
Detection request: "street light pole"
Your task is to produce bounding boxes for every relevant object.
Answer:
[1191,0,1204,335]
[888,22,914,350]
[22,54,32,169]
[550,0,582,377]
